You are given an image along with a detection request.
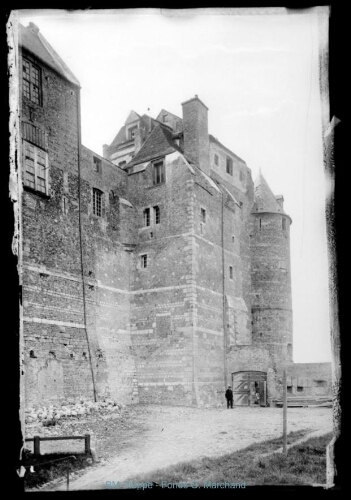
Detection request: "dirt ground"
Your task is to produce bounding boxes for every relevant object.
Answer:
[32,404,332,491]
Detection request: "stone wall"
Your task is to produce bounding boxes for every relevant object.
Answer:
[250,212,293,370]
[286,362,332,397]
[20,35,330,410]
[21,46,137,408]
[127,153,197,405]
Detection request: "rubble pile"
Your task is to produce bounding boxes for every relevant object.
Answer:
[25,398,123,424]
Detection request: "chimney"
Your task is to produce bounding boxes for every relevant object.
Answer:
[103,144,109,160]
[134,128,143,154]
[275,195,284,210]
[181,95,210,175]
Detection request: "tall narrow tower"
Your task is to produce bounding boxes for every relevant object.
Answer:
[250,173,293,382]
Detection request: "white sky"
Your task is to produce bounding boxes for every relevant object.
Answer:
[16,7,332,363]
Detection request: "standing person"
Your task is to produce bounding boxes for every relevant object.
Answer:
[225,386,233,409]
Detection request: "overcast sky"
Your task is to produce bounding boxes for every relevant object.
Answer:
[16,7,331,363]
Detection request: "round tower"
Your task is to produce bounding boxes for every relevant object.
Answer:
[250,172,293,398]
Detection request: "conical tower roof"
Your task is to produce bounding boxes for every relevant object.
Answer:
[252,171,289,217]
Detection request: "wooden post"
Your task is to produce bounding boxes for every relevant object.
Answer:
[34,435,40,456]
[66,465,69,491]
[283,369,287,455]
[85,434,91,455]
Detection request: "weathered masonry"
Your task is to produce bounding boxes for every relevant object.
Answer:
[17,22,331,409]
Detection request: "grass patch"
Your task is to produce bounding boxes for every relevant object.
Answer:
[126,431,332,487]
[23,450,93,490]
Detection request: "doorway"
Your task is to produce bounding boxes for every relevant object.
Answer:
[232,371,267,406]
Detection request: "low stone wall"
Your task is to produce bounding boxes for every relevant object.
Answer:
[286,362,332,397]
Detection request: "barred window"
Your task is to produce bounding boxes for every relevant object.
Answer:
[22,58,41,105]
[23,141,49,194]
[153,160,165,185]
[143,208,150,227]
[93,188,103,217]
[154,206,160,224]
[141,254,147,268]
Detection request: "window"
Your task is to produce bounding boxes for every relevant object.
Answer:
[154,206,160,224]
[297,386,304,393]
[229,266,233,280]
[214,154,219,166]
[240,170,245,182]
[153,160,165,185]
[200,208,206,223]
[143,208,150,227]
[22,122,46,150]
[118,160,127,167]
[93,156,102,173]
[93,188,103,217]
[232,235,235,243]
[226,157,233,176]
[128,126,138,140]
[23,141,49,194]
[141,254,147,268]
[22,58,41,105]
[163,114,168,123]
[287,386,293,394]
[282,218,286,230]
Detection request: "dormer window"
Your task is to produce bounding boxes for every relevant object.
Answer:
[128,126,138,140]
[22,58,41,105]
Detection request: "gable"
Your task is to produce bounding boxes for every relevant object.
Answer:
[125,110,140,125]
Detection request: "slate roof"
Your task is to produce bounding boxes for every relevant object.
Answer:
[252,171,288,216]
[107,114,155,152]
[126,122,183,167]
[156,109,182,123]
[19,23,80,87]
